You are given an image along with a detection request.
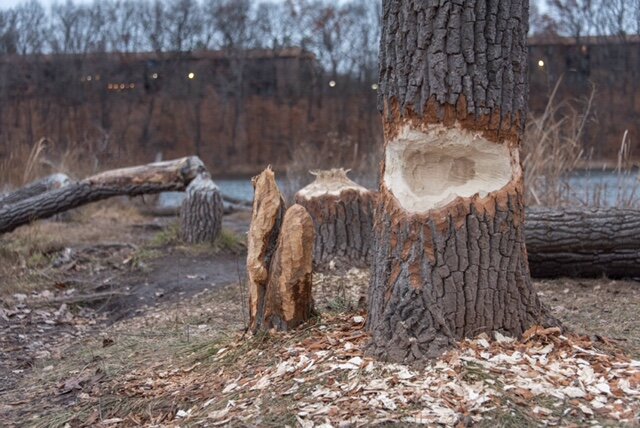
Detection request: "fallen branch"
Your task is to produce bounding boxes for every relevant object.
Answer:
[0,173,71,207]
[0,157,205,235]
[526,207,640,278]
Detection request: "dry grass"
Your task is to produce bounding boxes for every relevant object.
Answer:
[0,203,149,295]
[523,79,640,208]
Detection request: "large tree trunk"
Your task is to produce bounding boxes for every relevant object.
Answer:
[179,173,224,244]
[247,167,315,332]
[0,173,71,207]
[368,0,556,363]
[0,157,205,235]
[526,208,640,278]
[295,169,375,268]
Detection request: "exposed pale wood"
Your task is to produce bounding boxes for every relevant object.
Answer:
[179,173,224,244]
[0,173,71,207]
[0,157,205,235]
[526,208,640,278]
[295,169,375,268]
[262,204,315,331]
[247,167,285,332]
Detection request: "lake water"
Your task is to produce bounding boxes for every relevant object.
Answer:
[159,170,640,209]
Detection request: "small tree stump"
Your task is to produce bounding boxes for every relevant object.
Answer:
[247,167,314,332]
[247,167,286,332]
[179,173,223,244]
[295,168,375,268]
[262,204,315,331]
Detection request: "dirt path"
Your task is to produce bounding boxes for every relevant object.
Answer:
[0,207,250,406]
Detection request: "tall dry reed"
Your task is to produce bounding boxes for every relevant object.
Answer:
[523,79,639,208]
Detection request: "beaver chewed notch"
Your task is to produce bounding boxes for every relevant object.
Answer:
[383,125,513,213]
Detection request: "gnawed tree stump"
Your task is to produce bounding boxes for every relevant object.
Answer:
[0,173,71,207]
[0,157,205,235]
[261,204,315,331]
[295,169,375,268]
[247,167,286,332]
[247,167,315,332]
[526,208,640,278]
[179,173,223,244]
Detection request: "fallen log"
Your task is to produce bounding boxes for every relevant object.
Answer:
[525,208,640,278]
[179,173,223,244]
[0,173,71,207]
[295,169,375,268]
[0,157,205,235]
[295,175,640,278]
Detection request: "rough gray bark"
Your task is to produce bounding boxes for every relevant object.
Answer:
[378,0,528,135]
[368,0,555,363]
[526,208,640,278]
[295,169,375,268]
[179,173,224,244]
[0,174,71,207]
[0,157,205,235]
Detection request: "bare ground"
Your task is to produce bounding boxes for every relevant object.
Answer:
[0,205,639,426]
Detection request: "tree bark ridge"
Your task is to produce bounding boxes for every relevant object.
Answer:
[179,173,223,244]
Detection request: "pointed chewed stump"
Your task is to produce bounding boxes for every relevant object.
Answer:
[367,0,559,364]
[262,204,315,331]
[295,169,375,268]
[179,173,224,244]
[247,167,315,333]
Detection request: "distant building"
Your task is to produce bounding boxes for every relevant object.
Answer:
[529,35,640,159]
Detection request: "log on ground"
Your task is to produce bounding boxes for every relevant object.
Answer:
[0,173,71,207]
[0,156,205,235]
[180,173,224,244]
[295,169,375,268]
[526,207,640,278]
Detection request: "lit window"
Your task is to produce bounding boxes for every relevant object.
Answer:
[87,75,92,81]
[151,73,158,79]
[371,83,379,90]
[329,80,336,87]
[188,72,195,80]
[538,59,545,68]
[130,83,135,89]
[120,83,125,90]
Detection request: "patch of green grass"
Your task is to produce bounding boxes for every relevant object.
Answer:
[150,223,245,255]
[323,296,353,313]
[212,228,246,254]
[150,222,181,247]
[126,248,161,271]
